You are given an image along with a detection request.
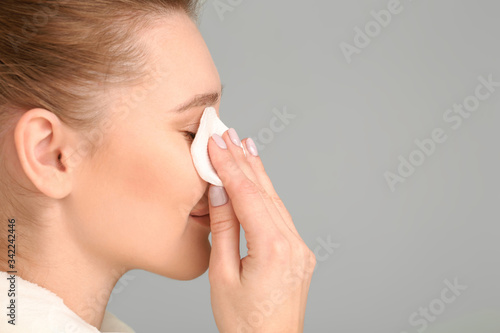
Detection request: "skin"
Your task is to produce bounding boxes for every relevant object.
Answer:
[3,11,220,329]
[1,10,316,332]
[207,131,317,332]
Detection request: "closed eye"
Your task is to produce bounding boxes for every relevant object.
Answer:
[184,131,197,141]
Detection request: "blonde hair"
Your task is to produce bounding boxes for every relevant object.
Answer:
[0,0,200,269]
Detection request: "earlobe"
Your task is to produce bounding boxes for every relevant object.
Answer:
[13,108,74,199]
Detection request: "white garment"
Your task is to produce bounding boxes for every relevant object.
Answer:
[0,271,135,333]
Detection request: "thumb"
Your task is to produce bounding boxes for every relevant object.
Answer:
[208,185,241,281]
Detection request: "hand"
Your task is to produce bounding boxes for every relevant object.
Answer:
[207,129,316,333]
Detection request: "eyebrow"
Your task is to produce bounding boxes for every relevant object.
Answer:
[171,84,224,113]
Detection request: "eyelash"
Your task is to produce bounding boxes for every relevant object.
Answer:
[184,131,197,141]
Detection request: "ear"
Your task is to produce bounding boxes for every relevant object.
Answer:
[13,108,75,199]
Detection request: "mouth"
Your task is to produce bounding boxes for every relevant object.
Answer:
[189,213,211,229]
[190,210,209,217]
[190,205,209,217]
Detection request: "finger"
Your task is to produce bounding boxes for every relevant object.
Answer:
[208,134,280,249]
[242,138,301,238]
[224,128,259,185]
[207,185,241,282]
[221,130,296,240]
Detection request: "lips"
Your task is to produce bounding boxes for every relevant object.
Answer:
[190,206,209,217]
[190,211,209,217]
[191,196,210,226]
[190,214,211,228]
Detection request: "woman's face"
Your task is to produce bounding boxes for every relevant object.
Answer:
[69,12,222,280]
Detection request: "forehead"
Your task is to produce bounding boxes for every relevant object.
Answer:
[142,12,221,103]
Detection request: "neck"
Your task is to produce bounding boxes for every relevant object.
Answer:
[2,215,128,330]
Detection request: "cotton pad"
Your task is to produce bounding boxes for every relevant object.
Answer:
[190,107,245,186]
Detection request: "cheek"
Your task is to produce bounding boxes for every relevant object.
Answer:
[74,134,203,254]
[115,138,199,210]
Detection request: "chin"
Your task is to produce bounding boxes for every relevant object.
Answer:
[175,260,210,281]
[149,238,212,281]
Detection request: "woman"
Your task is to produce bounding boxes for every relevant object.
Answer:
[0,1,316,332]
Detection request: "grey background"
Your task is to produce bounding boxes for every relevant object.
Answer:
[107,1,500,332]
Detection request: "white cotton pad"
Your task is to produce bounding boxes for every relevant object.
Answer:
[190,107,245,186]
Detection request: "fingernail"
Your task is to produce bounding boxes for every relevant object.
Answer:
[209,186,228,207]
[228,128,241,147]
[212,133,227,149]
[245,138,259,156]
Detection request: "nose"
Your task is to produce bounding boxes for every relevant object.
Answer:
[191,187,210,215]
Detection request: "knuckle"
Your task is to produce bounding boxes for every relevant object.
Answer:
[235,178,260,195]
[295,244,317,268]
[307,250,317,268]
[289,248,316,279]
[300,245,312,257]
[209,217,235,235]
[258,188,271,200]
[254,181,267,194]
[270,194,283,204]
[268,237,291,259]
[216,158,239,181]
